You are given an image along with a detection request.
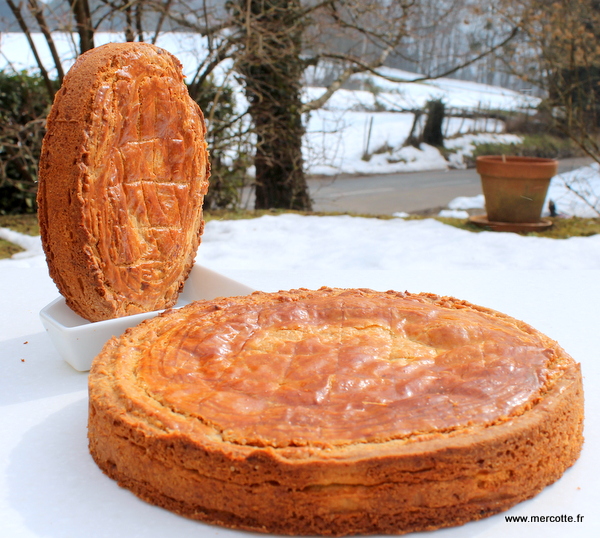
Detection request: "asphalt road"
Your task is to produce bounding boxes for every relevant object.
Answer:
[308,157,593,215]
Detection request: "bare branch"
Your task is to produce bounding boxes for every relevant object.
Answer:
[413,26,520,82]
[561,178,600,216]
[300,62,361,113]
[189,38,237,91]
[27,0,66,83]
[152,0,174,44]
[4,0,56,100]
[70,0,95,54]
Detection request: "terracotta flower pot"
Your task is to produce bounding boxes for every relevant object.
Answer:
[475,156,558,223]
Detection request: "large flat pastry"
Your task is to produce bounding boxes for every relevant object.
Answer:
[88,287,584,535]
[37,42,209,322]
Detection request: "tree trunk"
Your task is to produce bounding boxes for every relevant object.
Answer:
[234,0,312,210]
[5,0,56,100]
[71,0,95,54]
[421,99,445,147]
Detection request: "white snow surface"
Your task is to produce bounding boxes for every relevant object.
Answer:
[195,213,600,272]
[3,171,600,268]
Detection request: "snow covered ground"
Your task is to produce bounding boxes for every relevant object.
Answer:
[3,200,599,271]
[1,32,599,270]
[301,69,534,176]
[3,159,600,271]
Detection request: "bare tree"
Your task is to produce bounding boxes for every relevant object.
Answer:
[71,0,95,52]
[487,0,600,216]
[229,0,310,210]
[5,0,62,98]
[499,0,600,156]
[4,0,520,211]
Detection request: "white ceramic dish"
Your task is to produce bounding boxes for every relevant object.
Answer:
[39,264,255,372]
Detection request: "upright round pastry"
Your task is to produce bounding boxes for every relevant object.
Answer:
[38,42,210,322]
[88,287,584,536]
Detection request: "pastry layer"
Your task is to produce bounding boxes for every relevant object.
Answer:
[88,288,584,535]
[38,42,209,321]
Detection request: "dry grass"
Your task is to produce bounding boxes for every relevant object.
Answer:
[204,208,359,221]
[436,216,600,239]
[0,213,39,235]
[1,212,598,260]
[0,214,39,258]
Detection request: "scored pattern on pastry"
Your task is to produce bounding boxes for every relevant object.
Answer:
[83,70,206,302]
[37,43,209,321]
[89,288,583,536]
[121,289,564,447]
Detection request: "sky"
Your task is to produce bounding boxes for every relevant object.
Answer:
[1,32,599,271]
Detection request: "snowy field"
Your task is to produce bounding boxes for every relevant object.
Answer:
[3,159,600,271]
[1,32,599,270]
[3,195,600,271]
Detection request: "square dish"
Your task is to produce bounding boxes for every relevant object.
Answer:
[39,264,255,372]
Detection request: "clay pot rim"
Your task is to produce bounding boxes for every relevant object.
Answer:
[475,155,558,179]
[475,155,558,167]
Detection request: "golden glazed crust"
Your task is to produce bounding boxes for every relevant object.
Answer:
[37,42,210,322]
[88,288,584,535]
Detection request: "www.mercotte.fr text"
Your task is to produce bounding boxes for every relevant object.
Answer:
[505,514,584,523]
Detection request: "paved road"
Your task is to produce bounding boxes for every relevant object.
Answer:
[308,157,593,215]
